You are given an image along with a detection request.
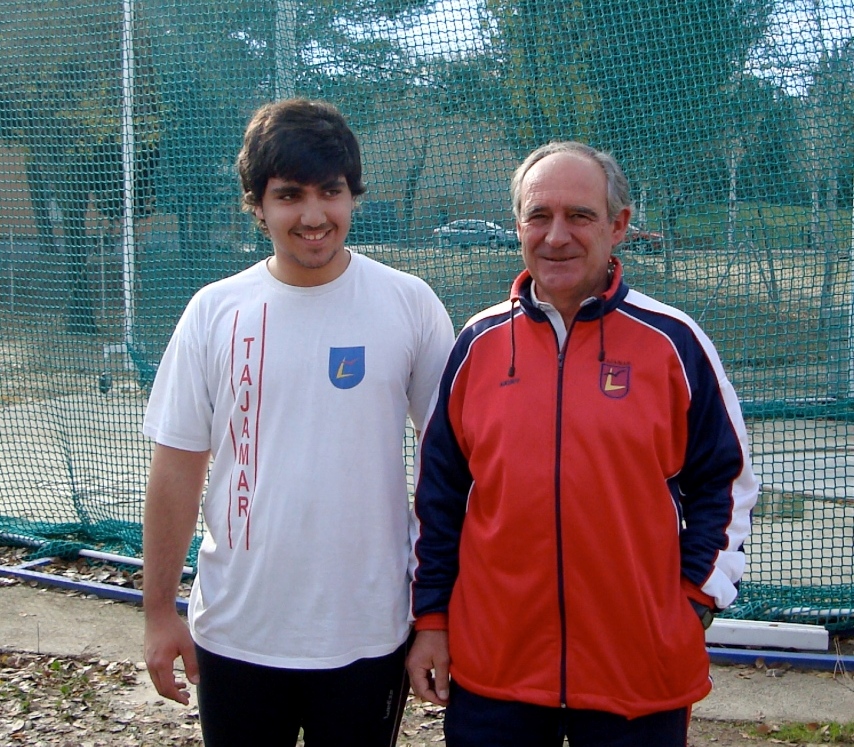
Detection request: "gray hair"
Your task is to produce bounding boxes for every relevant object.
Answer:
[510,141,632,222]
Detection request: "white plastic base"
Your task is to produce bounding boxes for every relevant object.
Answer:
[706,618,829,651]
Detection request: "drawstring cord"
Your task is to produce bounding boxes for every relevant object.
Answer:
[597,259,616,362]
[508,300,518,377]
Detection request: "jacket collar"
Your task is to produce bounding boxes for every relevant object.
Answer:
[510,256,629,322]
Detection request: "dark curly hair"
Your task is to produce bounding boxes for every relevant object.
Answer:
[237,99,366,229]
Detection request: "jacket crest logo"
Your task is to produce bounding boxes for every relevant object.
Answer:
[600,363,630,399]
[329,346,365,389]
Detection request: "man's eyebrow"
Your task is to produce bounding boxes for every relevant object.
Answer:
[520,203,553,220]
[318,177,347,190]
[522,203,599,219]
[569,206,599,218]
[267,183,303,195]
[266,177,346,195]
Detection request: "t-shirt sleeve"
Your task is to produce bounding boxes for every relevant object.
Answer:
[406,285,455,432]
[142,299,214,452]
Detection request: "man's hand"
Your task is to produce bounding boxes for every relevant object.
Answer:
[144,611,199,705]
[406,629,450,706]
[142,444,208,706]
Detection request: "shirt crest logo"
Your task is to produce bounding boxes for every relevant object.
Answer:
[600,363,630,399]
[329,346,365,389]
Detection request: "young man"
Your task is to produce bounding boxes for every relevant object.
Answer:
[407,142,758,746]
[142,98,454,746]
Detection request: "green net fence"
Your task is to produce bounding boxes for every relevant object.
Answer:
[0,0,852,630]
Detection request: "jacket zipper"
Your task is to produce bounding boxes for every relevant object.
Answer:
[549,297,601,707]
[555,339,568,707]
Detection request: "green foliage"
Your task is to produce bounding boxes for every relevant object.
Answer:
[749,721,854,743]
[484,0,598,154]
[478,0,777,221]
[0,0,160,219]
[0,0,438,327]
[0,0,161,331]
[672,201,850,252]
[585,0,774,176]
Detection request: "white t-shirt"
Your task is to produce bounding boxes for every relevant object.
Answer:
[143,252,454,668]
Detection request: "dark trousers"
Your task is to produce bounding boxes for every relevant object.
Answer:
[444,681,690,747]
[195,639,410,747]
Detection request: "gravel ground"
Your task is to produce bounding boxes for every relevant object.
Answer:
[0,652,773,747]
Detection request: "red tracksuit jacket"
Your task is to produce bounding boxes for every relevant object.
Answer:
[411,261,758,718]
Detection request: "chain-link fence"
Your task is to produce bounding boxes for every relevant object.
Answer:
[0,0,852,629]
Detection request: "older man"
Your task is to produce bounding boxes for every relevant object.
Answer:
[406,141,758,747]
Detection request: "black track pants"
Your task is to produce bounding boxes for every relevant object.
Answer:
[195,638,410,747]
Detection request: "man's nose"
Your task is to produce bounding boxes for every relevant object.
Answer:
[301,197,326,227]
[545,216,571,247]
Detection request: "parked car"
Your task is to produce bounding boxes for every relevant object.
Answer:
[432,219,519,249]
[621,223,665,254]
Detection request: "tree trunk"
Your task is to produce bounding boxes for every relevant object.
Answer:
[402,139,428,244]
[24,157,58,254]
[61,188,98,335]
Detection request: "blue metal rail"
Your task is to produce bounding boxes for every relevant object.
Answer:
[0,555,188,614]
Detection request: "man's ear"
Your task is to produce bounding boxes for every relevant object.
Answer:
[611,207,632,246]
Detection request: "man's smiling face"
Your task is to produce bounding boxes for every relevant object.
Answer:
[255,176,355,287]
[516,152,629,320]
